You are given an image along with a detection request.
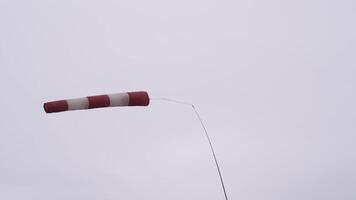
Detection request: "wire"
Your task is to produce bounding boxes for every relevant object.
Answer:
[150,97,229,200]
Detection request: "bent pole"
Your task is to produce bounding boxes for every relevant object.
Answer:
[151,97,229,200]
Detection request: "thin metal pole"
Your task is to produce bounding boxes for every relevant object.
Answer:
[151,98,229,200]
[192,105,229,200]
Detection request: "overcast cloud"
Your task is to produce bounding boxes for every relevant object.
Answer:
[0,0,355,199]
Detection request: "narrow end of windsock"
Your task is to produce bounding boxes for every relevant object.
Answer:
[43,100,68,113]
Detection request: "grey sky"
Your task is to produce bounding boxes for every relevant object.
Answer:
[0,0,355,199]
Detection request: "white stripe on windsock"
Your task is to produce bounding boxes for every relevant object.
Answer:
[67,97,89,110]
[108,93,129,106]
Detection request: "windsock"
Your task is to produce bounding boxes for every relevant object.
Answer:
[44,91,149,113]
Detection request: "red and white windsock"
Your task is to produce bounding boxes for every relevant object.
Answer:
[44,91,149,113]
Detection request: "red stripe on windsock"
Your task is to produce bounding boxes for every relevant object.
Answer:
[128,91,150,106]
[88,95,110,109]
[44,100,68,113]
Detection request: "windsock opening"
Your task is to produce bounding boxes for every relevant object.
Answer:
[128,91,150,106]
[44,91,150,113]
